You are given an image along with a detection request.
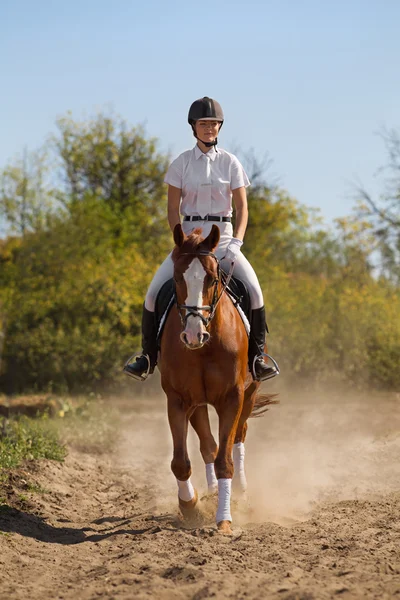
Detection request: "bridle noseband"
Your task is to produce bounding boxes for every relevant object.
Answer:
[175,251,233,329]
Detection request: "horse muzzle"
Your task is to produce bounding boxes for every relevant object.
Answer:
[180,329,210,349]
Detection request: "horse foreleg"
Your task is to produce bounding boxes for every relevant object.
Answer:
[232,382,257,494]
[167,396,198,515]
[214,387,244,533]
[190,405,218,494]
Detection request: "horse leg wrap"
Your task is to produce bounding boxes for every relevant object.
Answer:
[216,478,232,523]
[233,442,247,492]
[176,477,195,502]
[206,463,218,493]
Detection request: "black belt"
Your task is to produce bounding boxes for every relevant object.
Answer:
[183,215,231,223]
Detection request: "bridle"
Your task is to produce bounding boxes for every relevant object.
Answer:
[175,251,234,328]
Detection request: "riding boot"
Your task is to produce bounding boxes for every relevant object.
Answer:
[249,306,279,382]
[123,305,158,381]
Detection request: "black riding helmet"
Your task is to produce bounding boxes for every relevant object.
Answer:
[188,97,224,147]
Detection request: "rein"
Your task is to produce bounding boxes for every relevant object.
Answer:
[175,251,234,328]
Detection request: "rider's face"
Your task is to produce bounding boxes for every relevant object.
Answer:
[195,120,220,144]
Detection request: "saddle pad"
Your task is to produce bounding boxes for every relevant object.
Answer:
[154,277,251,345]
[154,279,175,342]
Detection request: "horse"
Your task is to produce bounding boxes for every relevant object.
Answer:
[159,223,276,534]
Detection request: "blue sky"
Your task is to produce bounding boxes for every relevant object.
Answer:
[1,0,399,223]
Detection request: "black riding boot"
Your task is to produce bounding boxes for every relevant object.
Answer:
[123,306,158,381]
[249,307,279,382]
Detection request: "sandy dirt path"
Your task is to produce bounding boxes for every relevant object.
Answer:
[1,386,400,600]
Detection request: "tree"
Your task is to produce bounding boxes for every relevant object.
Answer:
[356,128,400,282]
[1,113,399,393]
[0,148,55,236]
[0,111,174,393]
[52,111,171,256]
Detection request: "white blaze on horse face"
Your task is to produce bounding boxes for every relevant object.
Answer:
[182,258,208,348]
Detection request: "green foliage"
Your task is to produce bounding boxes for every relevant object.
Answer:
[0,148,54,236]
[244,185,343,282]
[53,112,171,256]
[266,271,400,389]
[0,112,173,393]
[0,205,155,391]
[0,415,66,469]
[0,111,399,392]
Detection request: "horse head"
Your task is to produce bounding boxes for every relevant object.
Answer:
[172,224,221,349]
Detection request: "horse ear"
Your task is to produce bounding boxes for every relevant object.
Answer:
[173,223,186,247]
[203,224,220,251]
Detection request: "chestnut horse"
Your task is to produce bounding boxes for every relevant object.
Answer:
[159,224,274,534]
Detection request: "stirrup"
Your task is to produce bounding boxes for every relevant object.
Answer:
[251,353,280,382]
[123,353,151,382]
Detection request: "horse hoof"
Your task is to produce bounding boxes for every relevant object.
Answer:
[179,489,198,516]
[217,520,233,535]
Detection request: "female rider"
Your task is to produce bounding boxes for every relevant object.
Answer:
[124,96,278,382]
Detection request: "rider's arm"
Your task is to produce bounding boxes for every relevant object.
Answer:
[232,186,248,241]
[167,184,182,232]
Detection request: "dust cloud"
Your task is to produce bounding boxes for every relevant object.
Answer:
[117,383,400,525]
[2,382,399,599]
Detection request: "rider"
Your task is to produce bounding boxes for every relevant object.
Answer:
[124,96,279,382]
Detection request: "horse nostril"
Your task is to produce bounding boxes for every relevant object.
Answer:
[201,332,210,344]
[180,332,188,345]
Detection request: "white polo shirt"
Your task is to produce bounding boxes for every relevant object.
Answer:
[164,145,250,218]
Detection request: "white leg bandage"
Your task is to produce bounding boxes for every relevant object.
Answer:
[216,478,232,523]
[233,442,247,492]
[176,478,195,502]
[205,462,218,493]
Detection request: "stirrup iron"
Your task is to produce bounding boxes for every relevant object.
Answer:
[123,353,151,382]
[252,353,280,381]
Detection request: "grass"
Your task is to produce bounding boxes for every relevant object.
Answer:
[0,395,118,514]
[0,395,118,473]
[0,415,66,471]
[25,482,49,494]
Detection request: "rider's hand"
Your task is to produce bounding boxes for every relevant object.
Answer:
[225,238,243,263]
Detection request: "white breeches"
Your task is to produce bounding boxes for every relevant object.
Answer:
[145,221,264,312]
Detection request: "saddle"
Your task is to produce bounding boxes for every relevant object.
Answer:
[154,276,251,346]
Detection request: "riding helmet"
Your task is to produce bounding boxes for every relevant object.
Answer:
[188,97,224,124]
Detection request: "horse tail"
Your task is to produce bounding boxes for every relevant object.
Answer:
[245,380,279,418]
[251,392,279,418]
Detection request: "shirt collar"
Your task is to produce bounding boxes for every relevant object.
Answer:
[194,144,217,161]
